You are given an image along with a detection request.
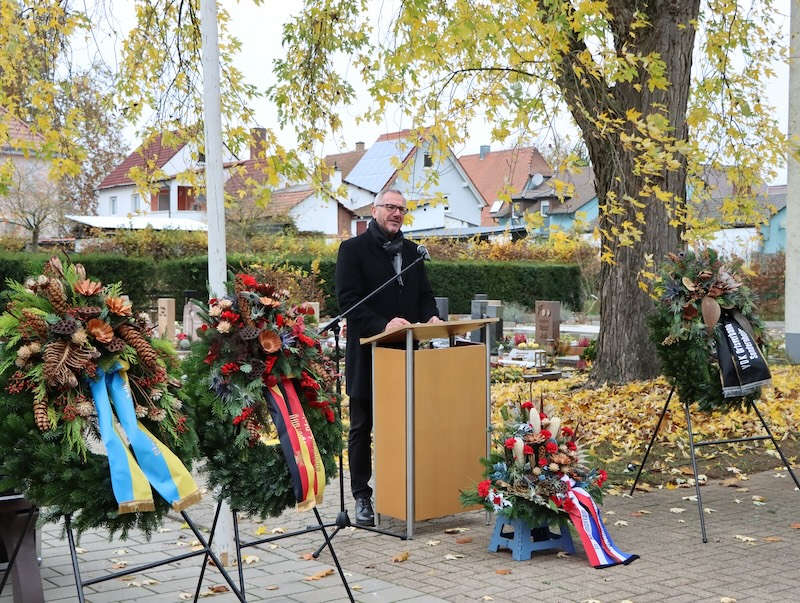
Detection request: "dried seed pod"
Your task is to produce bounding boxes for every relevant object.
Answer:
[50,316,79,336]
[104,337,126,353]
[239,325,260,340]
[75,306,102,321]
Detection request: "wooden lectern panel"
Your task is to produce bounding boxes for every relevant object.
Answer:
[374,347,407,520]
[373,343,486,522]
[414,345,486,520]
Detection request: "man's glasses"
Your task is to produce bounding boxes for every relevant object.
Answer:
[376,203,409,215]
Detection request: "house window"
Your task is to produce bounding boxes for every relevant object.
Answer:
[110,196,117,215]
[131,192,140,212]
[158,189,170,211]
[423,153,433,168]
[540,201,550,216]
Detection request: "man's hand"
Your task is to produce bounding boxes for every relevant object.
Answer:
[385,317,411,331]
[427,316,443,324]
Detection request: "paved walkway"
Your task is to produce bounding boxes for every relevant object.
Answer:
[2,465,799,602]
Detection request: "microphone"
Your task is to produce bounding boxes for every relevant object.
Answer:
[416,244,431,260]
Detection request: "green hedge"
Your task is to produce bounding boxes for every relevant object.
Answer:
[0,252,582,316]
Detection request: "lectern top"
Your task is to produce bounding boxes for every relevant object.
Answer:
[359,317,498,345]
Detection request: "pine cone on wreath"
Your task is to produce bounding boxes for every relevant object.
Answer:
[33,395,50,431]
[234,276,255,328]
[20,309,49,340]
[117,324,159,370]
[46,279,70,315]
[42,256,64,279]
[244,418,261,446]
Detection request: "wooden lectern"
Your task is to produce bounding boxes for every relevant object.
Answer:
[361,318,497,538]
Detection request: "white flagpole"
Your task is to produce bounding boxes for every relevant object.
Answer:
[200,0,235,563]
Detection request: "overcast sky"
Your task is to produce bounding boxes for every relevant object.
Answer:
[96,0,792,180]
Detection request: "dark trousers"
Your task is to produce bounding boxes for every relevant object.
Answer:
[348,395,372,499]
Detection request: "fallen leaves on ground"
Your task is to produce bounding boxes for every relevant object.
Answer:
[495,569,511,575]
[734,534,755,543]
[556,551,571,558]
[791,522,800,529]
[720,597,737,603]
[265,585,279,590]
[255,526,268,536]
[110,559,127,569]
[614,520,628,526]
[242,555,259,565]
[764,536,783,542]
[352,584,363,591]
[426,539,441,546]
[304,569,334,581]
[443,527,469,534]
[669,507,686,513]
[392,551,409,563]
[444,553,464,560]
[199,585,229,597]
[300,553,314,560]
[455,536,473,544]
[75,547,87,554]
[270,527,286,534]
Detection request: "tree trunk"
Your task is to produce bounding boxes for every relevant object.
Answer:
[29,227,40,253]
[557,1,701,383]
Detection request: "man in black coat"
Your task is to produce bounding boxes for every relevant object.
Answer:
[335,189,441,525]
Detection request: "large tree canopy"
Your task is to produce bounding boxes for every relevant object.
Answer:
[275,0,786,382]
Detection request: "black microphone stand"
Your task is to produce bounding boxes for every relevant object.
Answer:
[313,253,428,554]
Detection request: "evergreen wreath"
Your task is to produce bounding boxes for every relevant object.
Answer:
[647,248,766,412]
[182,271,341,518]
[461,397,607,527]
[0,257,198,537]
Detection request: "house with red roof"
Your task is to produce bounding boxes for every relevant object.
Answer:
[0,107,59,240]
[458,145,552,226]
[78,130,220,231]
[339,129,486,236]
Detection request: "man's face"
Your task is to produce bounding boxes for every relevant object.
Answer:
[372,192,407,236]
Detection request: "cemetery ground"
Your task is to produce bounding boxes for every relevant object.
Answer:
[3,365,799,602]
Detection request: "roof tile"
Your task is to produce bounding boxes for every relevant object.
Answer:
[98,133,186,189]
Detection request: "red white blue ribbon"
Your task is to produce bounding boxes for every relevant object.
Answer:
[555,476,638,569]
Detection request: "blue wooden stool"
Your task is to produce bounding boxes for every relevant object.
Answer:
[488,516,575,561]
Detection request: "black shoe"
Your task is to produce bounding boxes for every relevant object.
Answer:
[354,497,374,526]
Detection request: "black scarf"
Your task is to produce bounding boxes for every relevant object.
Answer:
[367,218,404,286]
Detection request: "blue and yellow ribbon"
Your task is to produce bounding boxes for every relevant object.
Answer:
[86,362,201,514]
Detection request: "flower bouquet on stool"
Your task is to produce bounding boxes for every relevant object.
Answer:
[462,398,638,568]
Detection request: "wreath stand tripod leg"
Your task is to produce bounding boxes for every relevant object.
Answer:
[232,509,245,598]
[64,515,86,603]
[683,402,708,544]
[313,507,354,602]
[630,386,675,495]
[749,399,800,490]
[193,497,227,602]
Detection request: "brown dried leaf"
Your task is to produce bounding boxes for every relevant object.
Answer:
[106,296,133,316]
[392,551,410,563]
[791,523,800,529]
[443,527,469,534]
[87,318,114,343]
[265,585,279,590]
[701,296,721,331]
[682,276,696,291]
[495,569,511,575]
[455,536,473,544]
[258,330,282,353]
[763,536,783,542]
[209,585,229,593]
[304,569,334,581]
[300,553,314,560]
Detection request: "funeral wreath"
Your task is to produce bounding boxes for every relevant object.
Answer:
[183,271,341,518]
[0,257,199,537]
[647,248,771,412]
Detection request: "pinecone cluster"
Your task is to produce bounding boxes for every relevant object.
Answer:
[117,324,159,371]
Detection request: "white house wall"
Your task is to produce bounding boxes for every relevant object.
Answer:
[392,141,483,231]
[289,193,339,235]
[97,184,140,216]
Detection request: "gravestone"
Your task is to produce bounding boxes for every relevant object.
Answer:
[487,300,503,350]
[157,298,176,341]
[470,294,489,343]
[434,296,449,321]
[182,298,204,341]
[534,301,560,348]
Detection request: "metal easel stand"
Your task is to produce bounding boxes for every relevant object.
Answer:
[64,510,246,603]
[192,497,354,602]
[630,385,800,543]
[0,504,36,597]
